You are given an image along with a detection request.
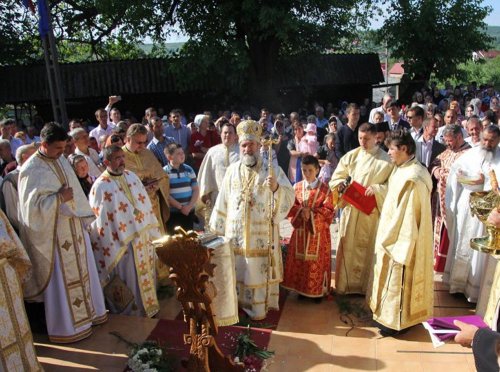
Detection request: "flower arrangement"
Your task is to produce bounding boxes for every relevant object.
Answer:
[127,340,175,372]
[233,326,274,372]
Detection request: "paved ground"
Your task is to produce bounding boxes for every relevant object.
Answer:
[34,220,479,371]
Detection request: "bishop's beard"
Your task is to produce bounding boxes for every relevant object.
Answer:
[242,152,260,168]
[479,146,496,162]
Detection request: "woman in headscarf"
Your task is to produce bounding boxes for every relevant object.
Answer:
[68,154,95,198]
[189,114,213,173]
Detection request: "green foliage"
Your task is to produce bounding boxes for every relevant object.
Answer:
[378,0,493,81]
[234,326,274,361]
[434,56,500,88]
[487,26,500,50]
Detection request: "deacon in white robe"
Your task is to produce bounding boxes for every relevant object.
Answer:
[89,146,161,317]
[444,125,500,302]
[210,120,294,321]
[197,123,239,227]
[18,123,107,344]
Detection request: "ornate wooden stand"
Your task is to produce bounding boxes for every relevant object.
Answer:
[154,228,244,372]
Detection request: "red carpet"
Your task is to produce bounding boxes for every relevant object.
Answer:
[146,319,273,370]
[174,289,288,330]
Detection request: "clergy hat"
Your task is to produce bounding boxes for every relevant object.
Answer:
[237,120,262,143]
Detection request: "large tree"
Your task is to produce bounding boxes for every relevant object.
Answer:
[165,0,376,104]
[2,0,376,105]
[379,0,493,81]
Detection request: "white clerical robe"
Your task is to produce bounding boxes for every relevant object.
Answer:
[18,152,107,343]
[89,170,161,318]
[198,143,239,205]
[370,158,434,331]
[444,147,500,302]
[329,146,393,295]
[210,159,294,320]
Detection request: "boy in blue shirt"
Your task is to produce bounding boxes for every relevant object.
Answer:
[163,143,199,233]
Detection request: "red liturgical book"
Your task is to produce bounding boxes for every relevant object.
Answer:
[341,181,376,215]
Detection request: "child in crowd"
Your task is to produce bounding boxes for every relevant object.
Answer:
[281,155,335,301]
[300,123,319,155]
[316,133,338,183]
[163,143,199,234]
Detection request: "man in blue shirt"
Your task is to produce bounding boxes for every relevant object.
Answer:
[147,116,175,167]
[163,143,199,233]
[164,109,190,153]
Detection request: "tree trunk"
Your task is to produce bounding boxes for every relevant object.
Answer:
[245,35,282,110]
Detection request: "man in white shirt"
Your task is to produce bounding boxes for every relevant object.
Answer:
[104,95,122,126]
[407,106,425,141]
[89,108,115,146]
[436,109,468,143]
[369,93,392,124]
[0,119,23,157]
[416,118,446,170]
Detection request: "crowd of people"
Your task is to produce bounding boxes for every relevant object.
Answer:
[0,81,499,370]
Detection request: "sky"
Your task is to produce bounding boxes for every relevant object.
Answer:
[369,0,499,29]
[166,1,499,42]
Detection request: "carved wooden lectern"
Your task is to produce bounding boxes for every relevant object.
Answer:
[153,228,244,372]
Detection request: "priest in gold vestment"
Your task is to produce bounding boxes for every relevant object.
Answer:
[210,120,295,321]
[122,124,170,282]
[329,123,393,295]
[0,209,42,371]
[122,124,170,233]
[368,130,434,336]
[18,123,107,343]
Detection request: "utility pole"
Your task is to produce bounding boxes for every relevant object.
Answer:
[385,41,389,94]
[39,0,68,127]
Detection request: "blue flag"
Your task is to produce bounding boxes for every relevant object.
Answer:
[37,0,50,37]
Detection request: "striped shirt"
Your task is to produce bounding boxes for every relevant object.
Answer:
[163,162,197,212]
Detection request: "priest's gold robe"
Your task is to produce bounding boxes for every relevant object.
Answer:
[122,146,170,233]
[483,257,500,330]
[0,209,42,372]
[369,158,434,331]
[329,146,393,294]
[210,159,295,320]
[122,146,170,282]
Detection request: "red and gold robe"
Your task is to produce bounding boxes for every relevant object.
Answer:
[430,144,470,272]
[281,180,335,297]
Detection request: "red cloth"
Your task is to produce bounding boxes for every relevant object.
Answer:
[434,226,449,272]
[282,181,335,297]
[189,131,213,169]
[341,181,376,215]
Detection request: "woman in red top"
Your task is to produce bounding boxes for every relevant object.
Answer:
[189,114,213,172]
